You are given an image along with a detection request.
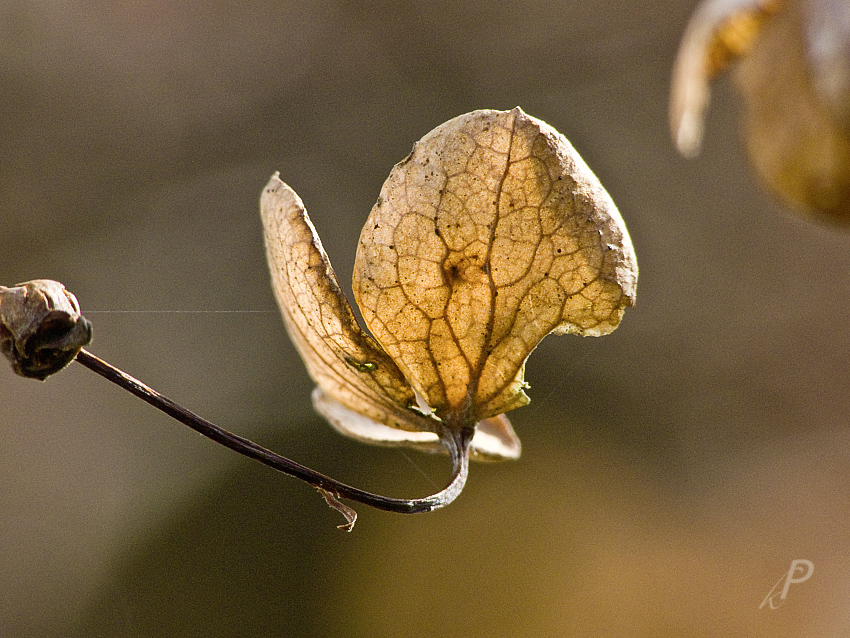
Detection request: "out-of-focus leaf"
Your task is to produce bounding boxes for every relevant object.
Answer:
[671,0,780,157]
[671,0,850,224]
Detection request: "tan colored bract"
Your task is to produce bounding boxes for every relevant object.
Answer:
[261,107,637,462]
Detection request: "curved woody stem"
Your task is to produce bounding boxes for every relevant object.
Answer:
[74,348,471,529]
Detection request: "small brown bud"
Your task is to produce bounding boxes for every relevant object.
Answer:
[0,280,92,380]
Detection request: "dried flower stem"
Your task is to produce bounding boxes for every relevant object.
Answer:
[74,348,471,529]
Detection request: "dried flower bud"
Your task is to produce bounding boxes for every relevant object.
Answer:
[0,280,92,380]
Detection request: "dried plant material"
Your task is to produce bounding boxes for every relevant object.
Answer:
[354,108,637,422]
[0,280,92,380]
[262,108,637,463]
[261,180,430,433]
[671,0,850,223]
[670,0,781,158]
[261,174,522,461]
[316,487,357,532]
[735,0,850,221]
[311,386,521,461]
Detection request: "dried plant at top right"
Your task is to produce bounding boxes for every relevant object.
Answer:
[671,0,850,224]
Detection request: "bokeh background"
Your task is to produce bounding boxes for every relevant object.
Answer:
[2,1,850,636]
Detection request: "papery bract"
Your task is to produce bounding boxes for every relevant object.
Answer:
[261,108,637,461]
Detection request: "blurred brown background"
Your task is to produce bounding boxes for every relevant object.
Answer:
[2,1,850,636]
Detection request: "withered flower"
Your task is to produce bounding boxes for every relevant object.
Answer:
[261,108,637,466]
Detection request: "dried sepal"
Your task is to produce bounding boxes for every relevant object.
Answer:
[353,108,637,425]
[261,177,430,431]
[312,387,520,460]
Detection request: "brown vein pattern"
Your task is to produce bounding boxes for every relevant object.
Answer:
[353,108,637,424]
[261,177,436,435]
